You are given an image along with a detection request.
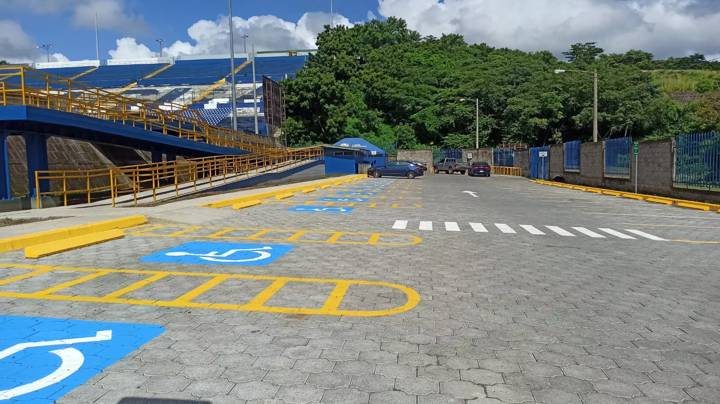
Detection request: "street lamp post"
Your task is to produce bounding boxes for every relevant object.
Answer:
[460,98,480,150]
[555,68,599,142]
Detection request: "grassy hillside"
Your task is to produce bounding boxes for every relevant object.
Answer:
[651,70,720,94]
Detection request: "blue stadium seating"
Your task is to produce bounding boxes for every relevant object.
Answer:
[235,56,307,83]
[142,59,245,87]
[156,88,190,104]
[76,64,165,88]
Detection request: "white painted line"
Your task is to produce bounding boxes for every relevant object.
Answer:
[519,225,545,235]
[392,220,408,230]
[545,226,576,237]
[625,229,666,241]
[495,223,516,234]
[571,227,606,238]
[419,221,433,231]
[445,222,461,232]
[469,222,488,233]
[599,228,636,239]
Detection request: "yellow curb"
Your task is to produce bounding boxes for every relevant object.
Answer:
[232,200,263,210]
[25,229,125,259]
[275,192,294,200]
[0,215,147,253]
[676,201,712,211]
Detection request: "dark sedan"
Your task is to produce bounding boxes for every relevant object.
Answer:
[468,161,491,177]
[368,162,424,179]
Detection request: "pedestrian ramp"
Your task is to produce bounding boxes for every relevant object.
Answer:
[391,220,666,241]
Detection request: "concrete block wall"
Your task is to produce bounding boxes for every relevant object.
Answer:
[514,138,720,204]
[397,149,434,175]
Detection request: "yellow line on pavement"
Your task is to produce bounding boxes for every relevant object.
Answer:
[0,263,421,317]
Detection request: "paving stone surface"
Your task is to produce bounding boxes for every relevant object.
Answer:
[1,175,719,403]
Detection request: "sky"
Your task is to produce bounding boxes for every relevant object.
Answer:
[1,0,719,63]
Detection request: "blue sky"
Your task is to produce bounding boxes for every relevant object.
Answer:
[1,0,718,63]
[1,1,378,61]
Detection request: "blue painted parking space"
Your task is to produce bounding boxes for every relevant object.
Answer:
[317,197,369,202]
[141,242,293,266]
[336,191,376,196]
[288,206,354,214]
[0,316,163,403]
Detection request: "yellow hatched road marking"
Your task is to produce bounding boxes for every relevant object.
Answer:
[104,273,170,298]
[0,264,421,317]
[32,271,109,296]
[125,225,422,247]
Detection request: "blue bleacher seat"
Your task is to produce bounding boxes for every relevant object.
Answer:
[76,64,165,88]
[142,59,245,87]
[156,88,190,104]
[234,56,307,83]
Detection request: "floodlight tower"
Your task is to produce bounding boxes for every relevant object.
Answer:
[37,44,52,63]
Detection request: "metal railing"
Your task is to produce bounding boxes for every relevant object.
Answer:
[0,65,277,154]
[34,146,323,208]
[674,132,720,191]
[604,137,632,178]
[491,166,522,176]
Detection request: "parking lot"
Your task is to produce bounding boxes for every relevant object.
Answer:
[1,173,720,403]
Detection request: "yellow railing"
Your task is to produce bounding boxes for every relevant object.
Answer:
[34,146,324,208]
[0,65,279,154]
[491,166,522,176]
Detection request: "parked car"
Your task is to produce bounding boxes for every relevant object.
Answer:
[407,161,428,172]
[434,158,468,174]
[368,162,424,179]
[468,161,492,177]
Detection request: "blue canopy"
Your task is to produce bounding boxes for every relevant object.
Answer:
[333,138,386,156]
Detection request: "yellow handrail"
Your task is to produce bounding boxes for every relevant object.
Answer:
[34,146,324,208]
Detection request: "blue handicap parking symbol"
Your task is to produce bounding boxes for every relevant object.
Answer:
[318,197,369,203]
[288,205,354,214]
[0,316,163,403]
[336,191,376,196]
[141,242,293,266]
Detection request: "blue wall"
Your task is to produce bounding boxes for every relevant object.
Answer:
[324,147,360,175]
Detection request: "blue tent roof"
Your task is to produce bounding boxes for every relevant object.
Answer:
[333,138,386,156]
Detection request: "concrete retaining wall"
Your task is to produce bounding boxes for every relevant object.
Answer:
[514,138,720,204]
[397,149,434,175]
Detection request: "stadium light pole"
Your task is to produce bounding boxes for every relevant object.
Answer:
[555,68,599,143]
[460,98,480,150]
[252,42,259,135]
[94,13,100,61]
[38,44,52,63]
[330,0,334,28]
[228,0,238,131]
[155,39,164,58]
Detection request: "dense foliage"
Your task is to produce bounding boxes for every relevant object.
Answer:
[283,19,720,149]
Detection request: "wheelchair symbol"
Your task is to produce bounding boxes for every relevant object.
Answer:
[0,330,112,400]
[165,246,273,263]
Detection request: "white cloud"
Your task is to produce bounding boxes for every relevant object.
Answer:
[0,0,146,34]
[108,37,155,59]
[0,19,68,63]
[162,12,352,58]
[377,0,720,58]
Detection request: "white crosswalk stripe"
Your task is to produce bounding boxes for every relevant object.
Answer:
[625,229,667,241]
[495,223,516,234]
[546,226,575,237]
[390,221,666,242]
[419,221,433,231]
[572,227,606,238]
[519,225,545,235]
[392,220,408,230]
[445,222,461,232]
[599,228,636,239]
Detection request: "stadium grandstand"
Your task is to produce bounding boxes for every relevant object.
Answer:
[0,51,318,205]
[31,52,310,136]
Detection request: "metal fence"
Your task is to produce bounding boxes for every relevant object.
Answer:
[564,140,581,171]
[604,137,632,178]
[493,148,514,166]
[674,132,720,191]
[530,146,550,179]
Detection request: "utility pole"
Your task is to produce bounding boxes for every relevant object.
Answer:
[38,44,52,63]
[593,69,599,143]
[228,0,238,131]
[252,42,259,135]
[475,97,479,150]
[155,39,164,58]
[94,13,100,61]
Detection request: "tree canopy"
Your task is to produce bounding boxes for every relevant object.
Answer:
[283,18,719,150]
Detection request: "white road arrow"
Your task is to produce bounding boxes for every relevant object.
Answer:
[463,190,478,198]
